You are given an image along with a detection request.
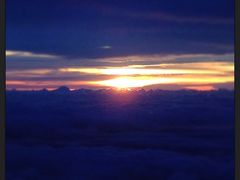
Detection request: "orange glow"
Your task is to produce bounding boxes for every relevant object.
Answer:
[92,77,169,88]
[58,61,233,89]
[7,57,234,90]
[92,75,233,89]
[59,66,227,75]
[185,86,216,91]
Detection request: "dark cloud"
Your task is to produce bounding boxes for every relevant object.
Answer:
[6,90,234,179]
[6,0,234,58]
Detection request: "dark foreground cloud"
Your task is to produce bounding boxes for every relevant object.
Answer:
[6,89,234,179]
[7,144,233,180]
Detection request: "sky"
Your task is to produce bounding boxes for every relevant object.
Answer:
[6,0,234,90]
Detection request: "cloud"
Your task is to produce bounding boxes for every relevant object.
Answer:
[6,51,234,90]
[5,50,234,88]
[98,53,234,65]
[100,45,112,49]
[96,4,233,25]
[6,50,60,59]
[128,12,233,25]
[6,89,234,179]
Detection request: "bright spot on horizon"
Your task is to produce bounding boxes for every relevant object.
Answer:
[94,77,161,89]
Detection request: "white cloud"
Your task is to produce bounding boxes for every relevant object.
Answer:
[6,50,59,59]
[100,45,112,49]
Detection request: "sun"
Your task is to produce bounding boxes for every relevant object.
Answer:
[93,76,176,89]
[99,77,144,89]
[94,77,158,89]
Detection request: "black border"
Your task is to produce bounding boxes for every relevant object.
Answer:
[235,0,240,179]
[0,0,5,179]
[0,1,239,180]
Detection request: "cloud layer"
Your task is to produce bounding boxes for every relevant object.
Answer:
[6,52,234,90]
[6,89,234,179]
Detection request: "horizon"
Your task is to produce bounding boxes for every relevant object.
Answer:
[6,85,234,92]
[6,53,234,90]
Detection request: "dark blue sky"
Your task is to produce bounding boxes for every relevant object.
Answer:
[6,0,234,90]
[7,0,234,58]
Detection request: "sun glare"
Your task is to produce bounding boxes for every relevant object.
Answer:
[96,77,147,89]
[95,77,175,89]
[93,75,233,89]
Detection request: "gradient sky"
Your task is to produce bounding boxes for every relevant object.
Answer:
[6,0,234,90]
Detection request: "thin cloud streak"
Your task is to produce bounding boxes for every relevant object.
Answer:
[97,53,234,64]
[97,3,233,25]
[129,12,233,25]
[6,50,60,59]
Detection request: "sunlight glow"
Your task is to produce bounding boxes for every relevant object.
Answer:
[7,55,234,90]
[93,77,171,88]
[59,67,225,75]
[93,75,233,89]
